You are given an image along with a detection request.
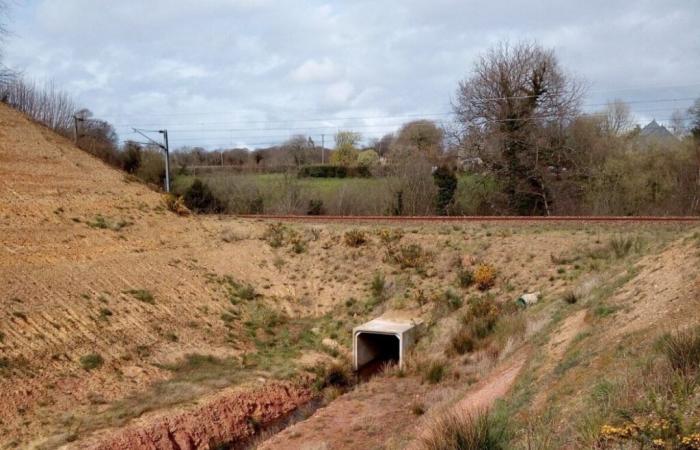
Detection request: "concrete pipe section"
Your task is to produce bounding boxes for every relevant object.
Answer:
[353,318,419,376]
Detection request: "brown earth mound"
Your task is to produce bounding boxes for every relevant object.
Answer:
[87,381,314,450]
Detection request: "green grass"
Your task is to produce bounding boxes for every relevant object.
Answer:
[173,172,498,215]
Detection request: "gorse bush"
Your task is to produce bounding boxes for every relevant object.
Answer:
[418,409,507,450]
[183,179,223,213]
[474,264,496,290]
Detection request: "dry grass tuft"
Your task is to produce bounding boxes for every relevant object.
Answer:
[344,229,368,247]
[660,326,700,374]
[418,409,507,450]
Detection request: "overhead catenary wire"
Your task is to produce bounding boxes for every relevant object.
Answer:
[109,96,697,128]
[115,106,694,136]
[102,82,700,121]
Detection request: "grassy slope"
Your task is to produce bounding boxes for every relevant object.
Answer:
[488,232,700,449]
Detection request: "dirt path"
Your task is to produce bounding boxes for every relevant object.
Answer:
[257,376,428,450]
[404,354,527,449]
[258,354,528,450]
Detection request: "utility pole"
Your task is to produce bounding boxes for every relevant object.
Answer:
[321,134,325,164]
[132,127,170,193]
[159,130,170,193]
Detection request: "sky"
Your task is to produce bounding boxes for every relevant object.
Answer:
[4,0,700,149]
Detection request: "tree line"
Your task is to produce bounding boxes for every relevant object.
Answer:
[1,37,698,216]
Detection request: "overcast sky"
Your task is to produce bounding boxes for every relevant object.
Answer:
[4,0,700,149]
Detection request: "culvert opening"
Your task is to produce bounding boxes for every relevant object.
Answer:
[355,332,400,379]
[353,318,419,378]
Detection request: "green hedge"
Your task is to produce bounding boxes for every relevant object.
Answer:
[298,165,371,178]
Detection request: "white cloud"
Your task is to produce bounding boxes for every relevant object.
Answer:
[324,81,355,105]
[2,0,698,148]
[291,58,340,83]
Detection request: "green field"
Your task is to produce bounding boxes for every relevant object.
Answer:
[173,172,499,215]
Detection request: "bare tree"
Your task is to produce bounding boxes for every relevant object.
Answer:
[669,109,687,138]
[689,98,700,140]
[602,99,633,136]
[373,133,394,157]
[391,120,444,163]
[0,77,77,135]
[281,134,312,167]
[453,41,584,215]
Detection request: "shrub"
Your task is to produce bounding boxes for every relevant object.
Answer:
[344,229,367,247]
[183,179,223,213]
[98,308,113,320]
[370,272,386,299]
[411,402,426,416]
[124,289,155,304]
[164,194,190,216]
[80,353,104,371]
[660,327,700,374]
[474,264,496,290]
[609,235,643,259]
[388,244,429,269]
[423,360,446,384]
[233,283,256,301]
[289,234,308,254]
[307,199,324,215]
[450,328,476,355]
[563,291,578,304]
[458,268,475,288]
[262,223,287,248]
[377,228,404,244]
[314,362,353,390]
[418,409,507,450]
[443,289,463,310]
[298,164,371,178]
[433,165,458,215]
[221,228,243,243]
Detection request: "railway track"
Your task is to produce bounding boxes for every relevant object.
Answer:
[237,214,700,223]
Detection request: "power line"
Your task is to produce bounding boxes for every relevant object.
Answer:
[102,83,700,121]
[116,110,692,139]
[109,97,697,130]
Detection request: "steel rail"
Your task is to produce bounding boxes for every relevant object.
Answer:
[236,215,700,223]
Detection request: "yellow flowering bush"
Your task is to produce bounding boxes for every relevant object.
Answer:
[474,264,496,290]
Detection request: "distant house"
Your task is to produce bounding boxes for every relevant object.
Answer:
[639,119,676,142]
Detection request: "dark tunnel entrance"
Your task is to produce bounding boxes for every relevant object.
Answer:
[355,332,400,380]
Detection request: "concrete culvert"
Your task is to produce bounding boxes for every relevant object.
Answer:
[353,319,419,377]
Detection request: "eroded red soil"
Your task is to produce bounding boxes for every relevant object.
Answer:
[83,381,314,450]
